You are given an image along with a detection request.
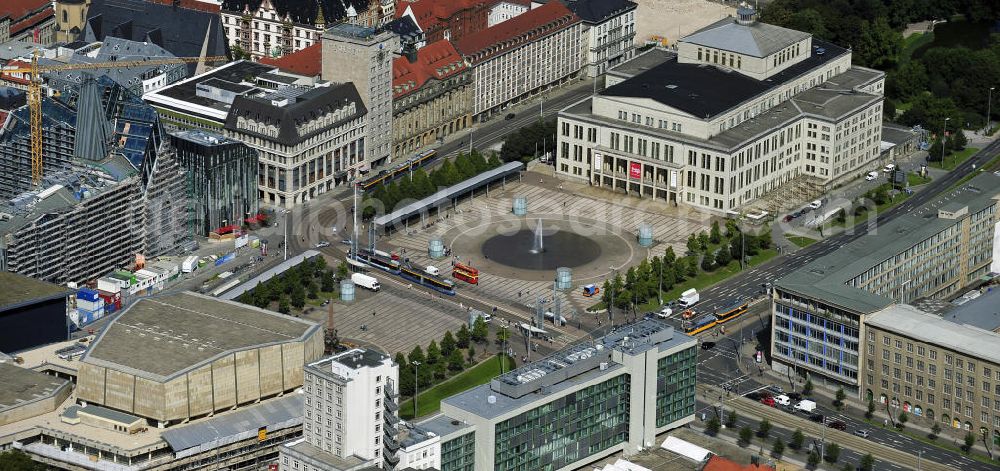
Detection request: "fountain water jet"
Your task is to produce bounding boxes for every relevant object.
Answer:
[529,218,544,254]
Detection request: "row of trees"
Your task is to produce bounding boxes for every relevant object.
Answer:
[236,257,348,314]
[706,413,875,470]
[597,221,772,311]
[394,316,493,399]
[499,118,557,163]
[362,150,502,219]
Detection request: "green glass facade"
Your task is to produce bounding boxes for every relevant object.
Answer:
[493,374,631,471]
[656,346,698,427]
[440,431,475,471]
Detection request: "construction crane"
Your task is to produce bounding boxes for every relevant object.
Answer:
[2,51,228,186]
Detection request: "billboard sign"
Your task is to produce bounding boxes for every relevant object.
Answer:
[629,162,641,179]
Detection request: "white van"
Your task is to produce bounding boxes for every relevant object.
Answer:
[774,394,791,406]
[426,265,440,276]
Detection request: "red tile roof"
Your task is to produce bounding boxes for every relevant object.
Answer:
[10,6,53,37]
[392,39,467,98]
[398,0,480,30]
[144,0,222,13]
[0,0,49,22]
[703,456,774,471]
[258,43,322,77]
[454,1,578,62]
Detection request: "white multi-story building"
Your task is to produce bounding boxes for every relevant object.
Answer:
[455,0,584,121]
[562,0,637,77]
[487,0,532,27]
[280,348,400,471]
[222,0,395,60]
[555,4,885,215]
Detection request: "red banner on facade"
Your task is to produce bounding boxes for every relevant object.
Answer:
[629,162,641,179]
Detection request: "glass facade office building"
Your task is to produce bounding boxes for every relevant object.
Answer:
[656,347,697,427]
[440,431,475,471]
[170,130,259,236]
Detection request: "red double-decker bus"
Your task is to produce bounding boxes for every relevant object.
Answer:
[452,262,479,285]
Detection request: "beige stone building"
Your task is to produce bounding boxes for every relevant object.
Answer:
[556,5,885,215]
[392,39,473,156]
[322,23,399,167]
[77,291,323,427]
[54,0,90,43]
[865,304,1000,446]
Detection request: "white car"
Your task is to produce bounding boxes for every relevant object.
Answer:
[657,307,673,319]
[865,171,879,181]
[315,241,330,248]
[807,200,823,210]
[883,163,896,173]
[774,394,791,406]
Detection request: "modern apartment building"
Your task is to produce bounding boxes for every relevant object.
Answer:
[322,23,399,167]
[170,130,259,236]
[421,319,697,471]
[562,0,637,77]
[865,304,1000,445]
[392,39,473,156]
[555,5,885,214]
[221,0,395,60]
[280,348,400,470]
[455,0,584,121]
[771,172,1000,396]
[144,61,369,208]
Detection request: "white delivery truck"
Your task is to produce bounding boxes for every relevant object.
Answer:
[794,399,817,413]
[181,255,199,273]
[678,288,700,308]
[351,273,381,291]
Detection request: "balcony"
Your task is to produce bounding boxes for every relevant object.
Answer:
[384,412,399,428]
[384,399,398,412]
[383,431,400,451]
[383,448,400,465]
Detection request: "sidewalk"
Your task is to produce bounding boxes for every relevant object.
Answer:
[689,422,826,471]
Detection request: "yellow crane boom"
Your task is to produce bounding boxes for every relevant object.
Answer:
[2,52,228,186]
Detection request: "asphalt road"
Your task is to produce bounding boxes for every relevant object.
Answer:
[694,137,1000,314]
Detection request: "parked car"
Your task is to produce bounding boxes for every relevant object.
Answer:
[316,241,330,248]
[783,214,795,222]
[827,420,847,431]
[701,341,716,350]
[854,429,871,438]
[767,385,784,395]
[787,392,803,401]
[746,391,763,401]
[774,394,791,406]
[657,306,673,318]
[808,413,825,423]
[883,163,896,173]
[760,396,776,407]
[505,113,516,120]
[807,200,823,210]
[865,171,879,181]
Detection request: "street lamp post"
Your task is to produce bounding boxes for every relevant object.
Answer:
[987,87,995,135]
[412,361,420,418]
[942,117,950,166]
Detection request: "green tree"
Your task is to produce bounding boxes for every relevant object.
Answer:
[709,221,722,244]
[0,449,45,470]
[456,324,471,348]
[337,261,349,280]
[725,219,739,238]
[685,258,698,278]
[790,429,805,450]
[715,247,732,267]
[963,431,975,452]
[803,378,814,395]
[931,422,942,439]
[757,418,772,439]
[495,327,510,346]
[706,416,721,435]
[307,281,319,299]
[686,233,699,254]
[290,284,305,309]
[278,296,290,314]
[739,426,754,446]
[771,439,785,458]
[756,229,773,250]
[725,409,738,428]
[841,463,853,471]
[467,344,476,364]
[663,246,676,265]
[394,352,408,370]
[411,168,435,196]
[447,348,464,372]
[824,443,841,463]
[321,270,335,292]
[408,345,425,366]
[835,387,846,410]
[856,17,902,69]
[897,411,909,430]
[697,231,710,252]
[807,451,821,468]
[701,254,715,271]
[487,152,502,169]
[471,316,488,343]
[426,340,441,364]
[949,129,968,151]
[441,331,457,356]
[860,453,875,471]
